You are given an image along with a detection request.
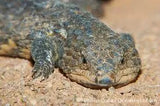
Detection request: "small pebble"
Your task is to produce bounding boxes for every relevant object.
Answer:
[5,103,10,106]
[108,86,115,93]
[30,98,37,105]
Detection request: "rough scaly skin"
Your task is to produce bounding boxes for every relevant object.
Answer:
[0,0,141,88]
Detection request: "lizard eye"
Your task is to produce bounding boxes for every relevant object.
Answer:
[121,58,125,64]
[82,57,87,64]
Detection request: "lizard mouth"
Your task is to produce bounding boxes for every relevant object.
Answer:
[65,67,141,88]
[65,68,114,88]
[66,73,113,88]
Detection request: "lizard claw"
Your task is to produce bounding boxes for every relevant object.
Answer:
[32,61,54,79]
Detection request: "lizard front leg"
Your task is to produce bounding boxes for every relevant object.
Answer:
[31,37,58,79]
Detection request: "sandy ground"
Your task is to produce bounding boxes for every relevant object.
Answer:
[0,0,160,105]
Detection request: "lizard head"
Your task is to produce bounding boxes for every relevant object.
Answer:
[81,39,121,87]
[78,33,141,88]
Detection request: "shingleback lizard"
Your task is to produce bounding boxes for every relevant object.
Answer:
[0,0,141,88]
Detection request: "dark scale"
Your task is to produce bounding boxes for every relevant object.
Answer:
[0,0,141,88]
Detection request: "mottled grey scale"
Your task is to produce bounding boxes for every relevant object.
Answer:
[0,0,141,88]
